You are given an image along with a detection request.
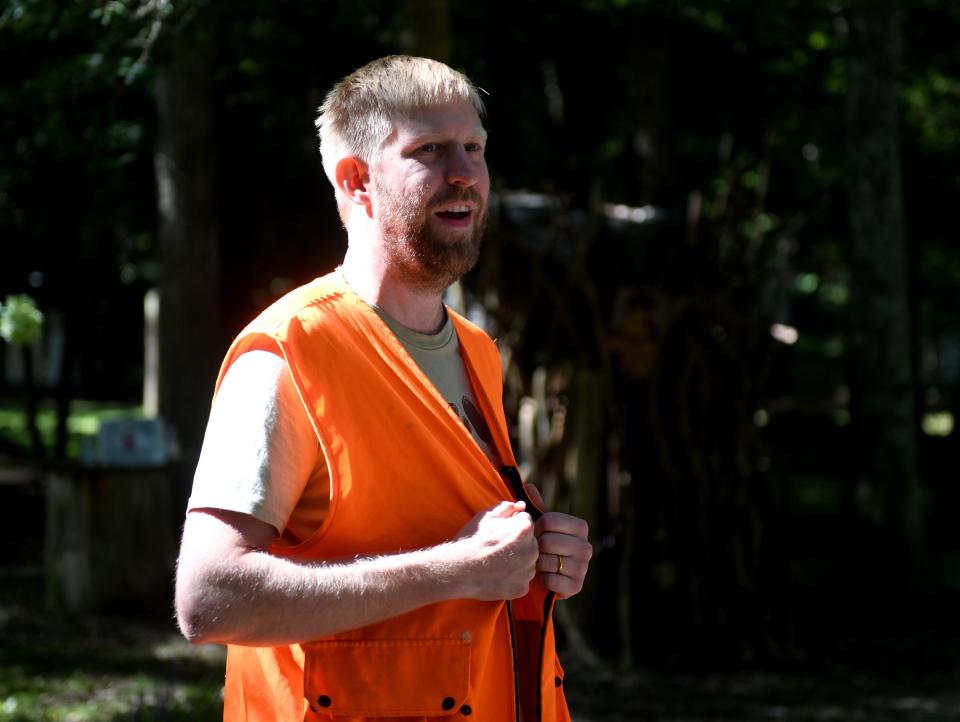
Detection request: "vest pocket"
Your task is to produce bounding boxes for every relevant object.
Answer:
[303,637,471,717]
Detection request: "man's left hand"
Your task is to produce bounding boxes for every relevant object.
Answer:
[525,484,593,600]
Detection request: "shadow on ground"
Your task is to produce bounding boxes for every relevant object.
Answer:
[0,580,225,722]
[4,575,960,721]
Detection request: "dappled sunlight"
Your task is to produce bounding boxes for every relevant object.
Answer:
[0,603,226,722]
[770,323,799,345]
[151,637,226,665]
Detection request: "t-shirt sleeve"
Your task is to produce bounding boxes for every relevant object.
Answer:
[187,349,318,535]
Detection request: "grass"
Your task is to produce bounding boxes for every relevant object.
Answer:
[0,580,225,722]
[0,399,142,461]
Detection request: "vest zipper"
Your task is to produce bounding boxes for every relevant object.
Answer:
[498,466,541,521]
[536,591,556,721]
[500,465,550,722]
[506,599,522,722]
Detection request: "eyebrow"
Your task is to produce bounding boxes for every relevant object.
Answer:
[404,127,488,144]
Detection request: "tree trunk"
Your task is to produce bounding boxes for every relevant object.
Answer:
[564,370,605,642]
[626,6,674,207]
[54,309,73,461]
[154,9,222,502]
[844,0,922,553]
[21,346,44,459]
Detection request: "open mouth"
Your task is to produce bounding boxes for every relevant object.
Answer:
[435,206,472,221]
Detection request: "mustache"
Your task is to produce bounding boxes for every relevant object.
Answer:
[427,188,484,209]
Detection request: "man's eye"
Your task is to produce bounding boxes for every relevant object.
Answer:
[420,143,438,153]
[465,143,483,153]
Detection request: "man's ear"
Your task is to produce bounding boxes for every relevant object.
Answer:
[335,157,371,212]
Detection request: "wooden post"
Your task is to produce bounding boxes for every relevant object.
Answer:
[45,466,175,613]
[143,289,159,419]
[563,370,604,643]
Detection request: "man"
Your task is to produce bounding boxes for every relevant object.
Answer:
[175,55,592,722]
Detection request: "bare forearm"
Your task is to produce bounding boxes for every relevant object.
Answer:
[176,501,537,647]
[177,540,467,646]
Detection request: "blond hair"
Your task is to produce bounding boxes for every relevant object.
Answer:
[315,55,485,220]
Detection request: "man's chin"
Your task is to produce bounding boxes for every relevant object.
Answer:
[428,217,483,243]
[381,215,485,293]
[404,241,480,294]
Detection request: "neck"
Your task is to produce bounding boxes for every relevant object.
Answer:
[341,242,446,335]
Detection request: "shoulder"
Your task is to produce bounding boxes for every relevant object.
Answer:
[214,270,356,394]
[226,270,367,360]
[219,350,286,396]
[241,271,353,338]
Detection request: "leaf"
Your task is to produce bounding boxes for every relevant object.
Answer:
[0,294,44,346]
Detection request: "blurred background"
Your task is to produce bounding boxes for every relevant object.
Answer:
[1,0,959,719]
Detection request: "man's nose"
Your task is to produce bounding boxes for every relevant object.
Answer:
[445,147,479,187]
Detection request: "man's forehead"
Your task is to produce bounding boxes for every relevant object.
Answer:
[389,102,487,139]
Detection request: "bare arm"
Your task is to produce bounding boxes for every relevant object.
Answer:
[175,500,538,647]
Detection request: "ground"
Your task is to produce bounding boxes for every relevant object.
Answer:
[3,577,960,722]
[562,654,960,721]
[0,598,224,721]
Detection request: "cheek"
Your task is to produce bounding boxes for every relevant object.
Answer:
[381,160,432,189]
[476,165,491,198]
[479,177,491,203]
[405,168,441,194]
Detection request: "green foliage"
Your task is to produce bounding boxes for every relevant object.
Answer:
[903,69,960,151]
[0,400,140,459]
[0,0,159,300]
[0,295,43,347]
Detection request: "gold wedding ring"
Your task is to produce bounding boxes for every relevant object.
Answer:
[556,554,564,574]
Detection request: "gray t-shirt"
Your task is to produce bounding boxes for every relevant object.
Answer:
[374,305,497,463]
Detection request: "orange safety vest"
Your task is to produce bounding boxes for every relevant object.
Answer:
[215,271,571,722]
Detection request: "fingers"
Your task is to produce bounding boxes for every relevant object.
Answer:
[491,504,534,540]
[536,531,592,558]
[536,552,578,575]
[535,550,590,599]
[533,517,592,600]
[488,500,527,518]
[535,545,590,576]
[456,500,531,544]
[534,511,589,538]
[464,504,539,601]
[536,571,585,600]
[524,483,545,510]
[464,503,592,602]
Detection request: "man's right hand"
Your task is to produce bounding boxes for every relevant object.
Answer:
[453,500,539,601]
